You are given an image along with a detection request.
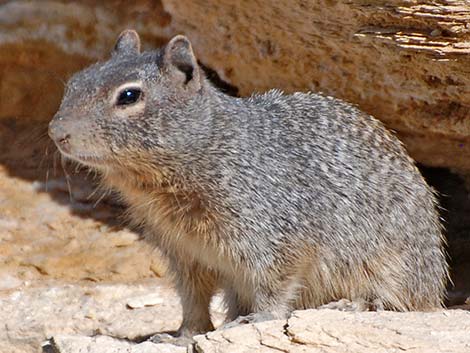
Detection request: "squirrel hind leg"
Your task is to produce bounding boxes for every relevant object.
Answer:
[221,275,300,327]
[223,288,251,322]
[222,288,290,324]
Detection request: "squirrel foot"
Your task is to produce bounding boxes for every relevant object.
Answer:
[320,298,384,312]
[148,333,195,347]
[220,311,277,330]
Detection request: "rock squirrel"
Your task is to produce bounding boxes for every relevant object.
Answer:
[49,30,449,343]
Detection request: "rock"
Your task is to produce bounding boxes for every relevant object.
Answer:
[2,281,470,353]
[287,309,470,352]
[2,1,470,175]
[0,171,162,283]
[194,309,470,353]
[195,319,291,353]
[126,293,164,309]
[38,304,470,353]
[0,281,226,353]
[3,282,171,352]
[44,335,186,353]
[0,0,170,123]
[0,274,23,290]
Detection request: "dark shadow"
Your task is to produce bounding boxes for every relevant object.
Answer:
[419,165,470,306]
[0,117,126,228]
[130,330,178,344]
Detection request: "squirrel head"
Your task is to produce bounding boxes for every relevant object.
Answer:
[49,30,213,174]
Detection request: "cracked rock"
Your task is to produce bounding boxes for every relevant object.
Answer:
[44,335,186,353]
[193,309,470,353]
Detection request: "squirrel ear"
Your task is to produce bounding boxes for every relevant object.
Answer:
[163,35,200,88]
[113,29,141,56]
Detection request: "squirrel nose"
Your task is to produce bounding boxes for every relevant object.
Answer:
[49,119,72,152]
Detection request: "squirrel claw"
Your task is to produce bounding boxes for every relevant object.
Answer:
[220,311,277,330]
[148,333,195,347]
[320,298,384,312]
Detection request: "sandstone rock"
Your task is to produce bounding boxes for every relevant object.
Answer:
[0,281,226,353]
[45,335,186,353]
[0,0,170,123]
[0,274,23,290]
[0,281,179,353]
[194,309,470,353]
[2,1,470,174]
[195,319,291,353]
[1,279,470,353]
[126,293,164,309]
[44,309,470,353]
[287,309,470,352]
[0,169,167,283]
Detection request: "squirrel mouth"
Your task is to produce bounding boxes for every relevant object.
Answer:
[74,155,111,168]
[76,155,106,163]
[58,149,108,167]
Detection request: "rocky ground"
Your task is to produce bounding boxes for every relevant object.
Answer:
[0,166,165,285]
[1,280,469,353]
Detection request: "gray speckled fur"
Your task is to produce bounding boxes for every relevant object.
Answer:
[50,31,449,339]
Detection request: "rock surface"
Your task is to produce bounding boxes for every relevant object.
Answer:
[46,336,186,353]
[194,309,470,353]
[0,281,225,353]
[0,0,170,122]
[0,167,166,284]
[2,280,468,353]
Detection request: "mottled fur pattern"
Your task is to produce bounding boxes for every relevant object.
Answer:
[49,30,449,338]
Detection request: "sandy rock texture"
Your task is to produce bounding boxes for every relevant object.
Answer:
[195,309,470,353]
[0,281,225,353]
[1,281,468,353]
[0,168,165,285]
[0,0,170,122]
[162,0,470,174]
[47,336,186,353]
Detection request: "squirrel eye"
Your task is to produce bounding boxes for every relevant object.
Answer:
[116,88,142,106]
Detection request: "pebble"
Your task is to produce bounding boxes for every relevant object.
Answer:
[0,274,23,290]
[126,293,164,309]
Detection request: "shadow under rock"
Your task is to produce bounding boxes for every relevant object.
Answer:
[0,117,128,230]
[419,165,470,306]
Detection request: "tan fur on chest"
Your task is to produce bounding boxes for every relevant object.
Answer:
[104,171,225,267]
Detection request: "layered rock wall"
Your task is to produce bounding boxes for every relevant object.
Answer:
[2,1,470,173]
